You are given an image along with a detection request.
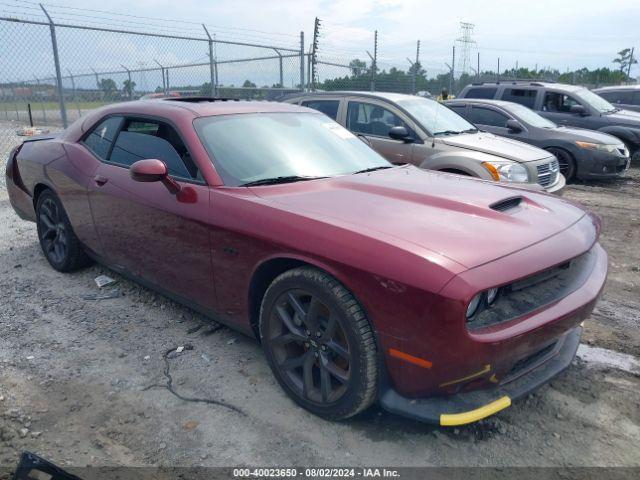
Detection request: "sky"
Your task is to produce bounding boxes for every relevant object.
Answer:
[1,0,639,86]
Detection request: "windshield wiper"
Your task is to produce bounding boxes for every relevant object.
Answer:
[433,130,462,136]
[461,128,478,133]
[352,166,393,174]
[240,175,327,187]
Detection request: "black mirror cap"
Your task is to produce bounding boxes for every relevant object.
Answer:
[505,119,524,132]
[570,104,588,115]
[388,125,413,142]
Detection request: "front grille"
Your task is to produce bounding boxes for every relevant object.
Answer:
[467,247,596,331]
[537,159,559,187]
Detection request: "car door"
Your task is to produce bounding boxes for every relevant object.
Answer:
[344,99,415,164]
[86,116,216,311]
[539,90,591,128]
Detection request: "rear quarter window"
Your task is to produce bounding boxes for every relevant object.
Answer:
[82,116,122,160]
[301,100,340,120]
[464,87,498,99]
[501,88,538,108]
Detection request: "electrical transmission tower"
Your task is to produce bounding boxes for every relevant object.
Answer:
[455,22,475,77]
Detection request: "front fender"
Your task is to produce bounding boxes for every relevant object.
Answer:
[597,125,640,149]
[418,149,503,179]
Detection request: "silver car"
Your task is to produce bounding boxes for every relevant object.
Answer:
[284,91,565,194]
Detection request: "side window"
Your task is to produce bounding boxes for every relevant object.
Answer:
[633,92,640,106]
[447,105,471,120]
[468,107,509,127]
[82,116,123,160]
[501,88,537,108]
[301,100,340,120]
[542,92,581,113]
[109,120,200,180]
[346,101,409,137]
[599,90,634,105]
[464,87,497,99]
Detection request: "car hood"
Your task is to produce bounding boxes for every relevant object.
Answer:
[554,126,624,144]
[252,166,587,270]
[603,109,640,126]
[440,132,550,162]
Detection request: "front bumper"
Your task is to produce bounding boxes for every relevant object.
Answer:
[379,325,582,425]
[576,150,630,179]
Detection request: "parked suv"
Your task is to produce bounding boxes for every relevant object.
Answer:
[593,85,640,113]
[446,98,630,181]
[458,81,640,162]
[283,92,564,194]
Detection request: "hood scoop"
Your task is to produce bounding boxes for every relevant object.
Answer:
[490,196,523,213]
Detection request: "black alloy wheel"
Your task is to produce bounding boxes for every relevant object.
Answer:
[260,267,377,420]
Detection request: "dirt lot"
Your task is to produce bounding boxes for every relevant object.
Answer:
[0,124,639,470]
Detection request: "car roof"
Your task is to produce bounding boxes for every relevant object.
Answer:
[289,90,420,103]
[96,98,310,119]
[446,98,517,109]
[464,81,582,92]
[593,85,640,92]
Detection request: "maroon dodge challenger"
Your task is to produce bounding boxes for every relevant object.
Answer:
[6,98,607,426]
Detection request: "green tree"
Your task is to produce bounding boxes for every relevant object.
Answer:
[122,79,136,98]
[242,79,257,88]
[349,59,368,76]
[99,78,117,98]
[613,48,637,73]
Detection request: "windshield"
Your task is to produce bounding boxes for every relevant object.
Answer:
[194,112,391,186]
[395,97,476,135]
[574,88,617,114]
[507,103,557,128]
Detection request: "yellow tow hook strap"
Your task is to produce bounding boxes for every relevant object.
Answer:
[440,396,512,426]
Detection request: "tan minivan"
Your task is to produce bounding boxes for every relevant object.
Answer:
[284,91,565,194]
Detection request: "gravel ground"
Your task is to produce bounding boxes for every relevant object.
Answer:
[0,123,639,470]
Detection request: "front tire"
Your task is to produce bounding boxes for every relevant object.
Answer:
[546,147,576,182]
[36,190,91,272]
[259,267,378,421]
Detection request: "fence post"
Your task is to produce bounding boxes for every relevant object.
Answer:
[202,24,216,96]
[121,65,133,99]
[40,3,68,127]
[272,49,283,88]
[154,60,166,95]
[67,69,81,119]
[368,30,377,92]
[299,31,305,91]
[34,76,48,124]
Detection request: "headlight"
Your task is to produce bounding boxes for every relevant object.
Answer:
[486,287,499,305]
[481,161,529,183]
[466,293,483,319]
[575,141,619,153]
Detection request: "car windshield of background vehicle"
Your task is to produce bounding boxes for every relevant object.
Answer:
[396,98,477,136]
[507,103,557,128]
[574,88,617,114]
[194,113,392,186]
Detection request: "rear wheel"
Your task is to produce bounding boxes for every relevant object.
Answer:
[36,190,91,272]
[546,147,576,181]
[259,267,378,420]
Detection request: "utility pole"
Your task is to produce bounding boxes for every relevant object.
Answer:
[477,51,480,81]
[450,45,455,93]
[366,30,378,92]
[299,31,305,91]
[407,40,420,94]
[311,17,321,91]
[121,65,133,99]
[627,47,635,81]
[497,57,500,82]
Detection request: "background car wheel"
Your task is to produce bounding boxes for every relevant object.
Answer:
[36,190,91,272]
[546,147,576,182]
[623,141,640,167]
[259,267,378,421]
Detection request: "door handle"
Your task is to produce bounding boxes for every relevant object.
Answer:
[93,175,108,186]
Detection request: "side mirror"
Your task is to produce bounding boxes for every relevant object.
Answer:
[130,159,181,194]
[388,125,413,142]
[505,119,524,132]
[570,104,588,116]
